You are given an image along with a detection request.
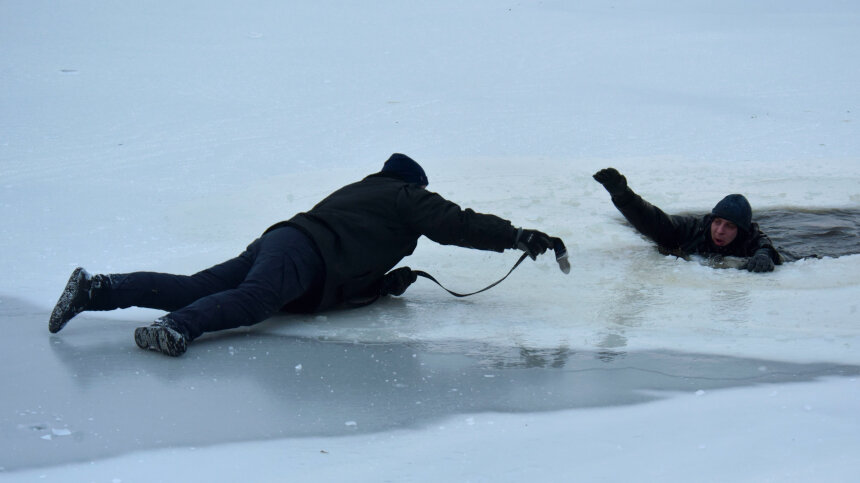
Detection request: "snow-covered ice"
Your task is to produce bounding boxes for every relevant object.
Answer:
[1,0,859,481]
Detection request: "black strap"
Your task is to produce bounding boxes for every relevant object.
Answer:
[413,252,530,297]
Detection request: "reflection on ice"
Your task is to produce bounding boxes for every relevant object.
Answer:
[598,277,667,329]
[710,289,752,321]
[3,309,857,472]
[597,333,629,350]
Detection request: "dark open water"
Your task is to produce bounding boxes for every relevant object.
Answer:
[756,208,860,261]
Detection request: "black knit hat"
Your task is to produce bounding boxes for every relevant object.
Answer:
[382,153,429,186]
[711,194,752,232]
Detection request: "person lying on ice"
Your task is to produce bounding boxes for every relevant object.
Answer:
[49,154,560,357]
[593,167,782,271]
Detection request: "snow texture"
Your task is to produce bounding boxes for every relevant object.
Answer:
[1,0,859,481]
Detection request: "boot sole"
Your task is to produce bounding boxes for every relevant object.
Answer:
[49,267,87,334]
[134,325,187,357]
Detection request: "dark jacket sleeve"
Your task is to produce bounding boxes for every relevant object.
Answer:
[399,186,517,252]
[746,222,783,264]
[610,188,702,250]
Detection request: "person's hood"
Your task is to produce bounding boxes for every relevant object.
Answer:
[711,194,752,233]
[380,153,428,186]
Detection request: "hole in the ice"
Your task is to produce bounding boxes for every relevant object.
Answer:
[756,208,860,261]
[661,207,860,265]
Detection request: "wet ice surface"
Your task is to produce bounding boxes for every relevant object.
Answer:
[2,297,858,472]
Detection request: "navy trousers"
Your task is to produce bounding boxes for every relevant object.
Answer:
[91,227,324,340]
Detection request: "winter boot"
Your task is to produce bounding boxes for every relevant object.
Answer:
[134,317,189,357]
[49,267,92,333]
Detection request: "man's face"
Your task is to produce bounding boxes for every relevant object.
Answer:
[710,217,739,247]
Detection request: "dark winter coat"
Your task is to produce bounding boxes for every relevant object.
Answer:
[266,173,518,312]
[610,188,782,263]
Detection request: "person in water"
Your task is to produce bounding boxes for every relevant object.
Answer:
[593,167,782,272]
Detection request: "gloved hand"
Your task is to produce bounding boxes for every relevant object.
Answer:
[380,267,418,296]
[593,168,628,196]
[741,248,775,273]
[513,228,553,260]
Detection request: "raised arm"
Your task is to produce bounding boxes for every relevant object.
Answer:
[593,168,701,250]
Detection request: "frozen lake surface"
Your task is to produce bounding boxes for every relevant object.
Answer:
[2,0,859,481]
[3,295,859,472]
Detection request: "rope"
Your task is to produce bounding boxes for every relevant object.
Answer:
[412,252,530,297]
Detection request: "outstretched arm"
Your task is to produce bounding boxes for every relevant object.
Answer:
[593,168,700,250]
[400,186,519,251]
[400,186,559,260]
